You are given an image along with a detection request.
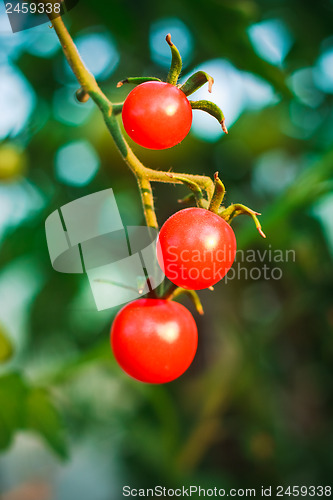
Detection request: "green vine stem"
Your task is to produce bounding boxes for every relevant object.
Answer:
[50,16,215,229]
[111,103,124,116]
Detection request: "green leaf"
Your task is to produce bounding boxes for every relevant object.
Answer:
[0,327,14,363]
[25,388,68,460]
[0,373,27,451]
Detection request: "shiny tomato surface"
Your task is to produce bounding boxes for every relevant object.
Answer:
[111,299,198,383]
[122,82,192,149]
[157,208,237,290]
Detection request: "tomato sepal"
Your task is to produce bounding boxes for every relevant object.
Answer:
[117,77,162,88]
[208,172,226,213]
[165,33,182,86]
[167,173,206,208]
[220,203,266,238]
[180,71,214,97]
[189,99,228,134]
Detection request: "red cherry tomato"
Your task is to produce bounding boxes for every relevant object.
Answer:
[110,299,198,383]
[157,207,237,290]
[122,81,193,150]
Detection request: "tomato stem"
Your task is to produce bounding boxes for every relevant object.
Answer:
[110,103,124,115]
[164,285,204,315]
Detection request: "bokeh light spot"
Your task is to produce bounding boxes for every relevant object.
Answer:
[0,180,45,241]
[53,85,94,126]
[184,60,276,142]
[0,64,36,138]
[242,72,278,110]
[64,32,119,81]
[290,68,324,107]
[312,194,333,255]
[252,150,299,195]
[55,140,100,186]
[26,24,60,58]
[0,4,30,62]
[314,46,333,94]
[247,19,293,66]
[289,100,324,137]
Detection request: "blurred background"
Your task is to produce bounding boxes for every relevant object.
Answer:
[0,0,333,498]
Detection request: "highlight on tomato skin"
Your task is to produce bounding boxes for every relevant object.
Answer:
[110,299,198,384]
[121,81,193,150]
[157,208,237,290]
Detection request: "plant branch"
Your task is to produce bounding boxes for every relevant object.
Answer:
[50,15,215,228]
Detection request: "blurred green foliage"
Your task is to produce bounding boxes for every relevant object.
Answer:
[0,0,333,498]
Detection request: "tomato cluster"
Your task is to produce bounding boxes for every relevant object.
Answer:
[112,79,237,382]
[109,37,258,384]
[110,208,237,383]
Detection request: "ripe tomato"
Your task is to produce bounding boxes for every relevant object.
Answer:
[110,299,198,383]
[122,81,192,150]
[157,208,237,290]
